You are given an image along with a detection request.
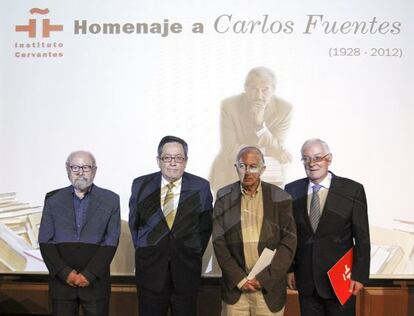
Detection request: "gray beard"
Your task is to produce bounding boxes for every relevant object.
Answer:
[72,177,92,191]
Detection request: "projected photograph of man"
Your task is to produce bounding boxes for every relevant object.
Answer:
[209,66,292,195]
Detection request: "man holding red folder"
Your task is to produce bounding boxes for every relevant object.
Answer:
[285,139,370,316]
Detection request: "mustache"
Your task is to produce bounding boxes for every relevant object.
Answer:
[72,177,93,190]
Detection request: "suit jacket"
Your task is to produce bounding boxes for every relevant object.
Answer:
[285,173,370,298]
[209,93,292,193]
[39,184,121,300]
[212,181,297,312]
[128,171,213,293]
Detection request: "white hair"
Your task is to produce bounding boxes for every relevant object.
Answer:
[301,138,331,155]
[65,150,97,167]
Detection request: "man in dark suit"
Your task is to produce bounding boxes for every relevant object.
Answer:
[213,146,297,315]
[129,135,213,316]
[285,139,370,316]
[39,150,121,316]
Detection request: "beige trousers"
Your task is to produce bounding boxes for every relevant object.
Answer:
[221,291,285,316]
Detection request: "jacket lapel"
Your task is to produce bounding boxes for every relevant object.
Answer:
[231,183,243,244]
[317,173,339,233]
[297,180,314,234]
[60,186,76,229]
[82,186,101,231]
[146,173,167,230]
[258,182,273,254]
[173,173,191,229]
[218,182,243,262]
[227,182,245,267]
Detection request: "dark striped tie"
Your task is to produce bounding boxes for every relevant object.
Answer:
[310,184,322,232]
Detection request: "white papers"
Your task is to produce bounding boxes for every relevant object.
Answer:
[204,255,213,274]
[247,247,276,280]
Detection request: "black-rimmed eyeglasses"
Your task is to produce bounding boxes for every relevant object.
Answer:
[69,165,94,173]
[159,156,186,163]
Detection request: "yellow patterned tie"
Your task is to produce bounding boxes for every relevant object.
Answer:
[163,182,175,229]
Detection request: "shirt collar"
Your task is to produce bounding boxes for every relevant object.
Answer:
[71,183,93,198]
[240,180,262,198]
[161,176,182,188]
[308,172,332,193]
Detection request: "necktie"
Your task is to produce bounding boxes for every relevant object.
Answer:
[163,183,175,229]
[309,184,322,232]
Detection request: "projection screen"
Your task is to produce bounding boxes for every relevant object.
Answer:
[0,0,413,279]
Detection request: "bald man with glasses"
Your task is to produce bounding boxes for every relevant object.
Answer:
[39,150,120,316]
[285,139,370,316]
[213,146,296,316]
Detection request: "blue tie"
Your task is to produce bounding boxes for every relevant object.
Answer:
[310,184,322,232]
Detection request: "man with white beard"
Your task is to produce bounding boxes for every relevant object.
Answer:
[39,150,120,316]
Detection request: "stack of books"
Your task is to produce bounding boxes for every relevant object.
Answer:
[0,192,43,271]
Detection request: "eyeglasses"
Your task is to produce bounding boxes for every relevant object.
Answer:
[159,155,186,163]
[301,153,330,164]
[69,165,94,173]
[235,163,262,174]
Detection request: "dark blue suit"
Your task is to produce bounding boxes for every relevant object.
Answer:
[129,171,213,316]
[39,184,120,315]
[285,173,370,316]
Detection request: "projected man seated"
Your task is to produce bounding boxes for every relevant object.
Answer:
[39,151,121,316]
[209,66,292,194]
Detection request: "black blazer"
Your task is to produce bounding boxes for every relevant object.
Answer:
[128,171,213,293]
[213,181,297,313]
[285,173,370,298]
[39,185,120,300]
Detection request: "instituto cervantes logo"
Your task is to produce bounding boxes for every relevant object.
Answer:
[14,8,64,58]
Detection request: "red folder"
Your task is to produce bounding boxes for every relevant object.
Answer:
[327,248,353,305]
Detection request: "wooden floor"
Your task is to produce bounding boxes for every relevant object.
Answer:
[0,275,413,315]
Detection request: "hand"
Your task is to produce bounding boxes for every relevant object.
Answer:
[349,279,364,295]
[250,103,266,127]
[248,278,262,290]
[241,280,257,292]
[66,270,78,287]
[74,273,90,288]
[287,272,296,290]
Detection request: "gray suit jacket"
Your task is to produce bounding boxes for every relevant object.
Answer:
[39,184,120,300]
[213,181,297,312]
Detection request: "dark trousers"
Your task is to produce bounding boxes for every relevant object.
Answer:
[52,298,109,316]
[137,265,198,316]
[299,289,356,316]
